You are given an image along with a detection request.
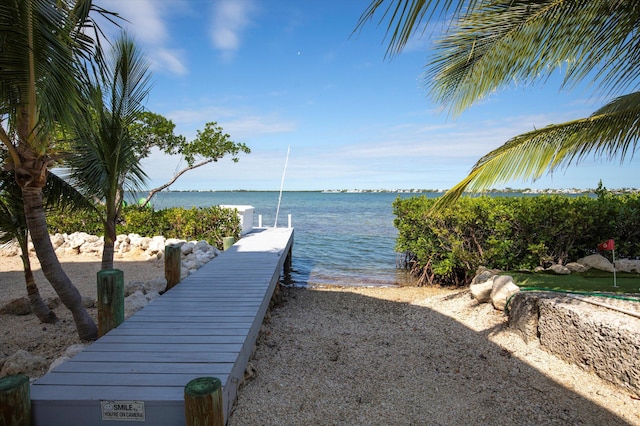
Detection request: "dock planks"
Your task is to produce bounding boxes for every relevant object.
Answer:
[30,227,293,425]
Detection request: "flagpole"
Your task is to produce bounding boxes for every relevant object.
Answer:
[274,145,290,229]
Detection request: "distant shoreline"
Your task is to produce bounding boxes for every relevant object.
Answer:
[135,188,640,194]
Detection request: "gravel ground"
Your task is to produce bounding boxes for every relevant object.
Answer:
[0,252,165,377]
[2,254,638,425]
[228,286,640,426]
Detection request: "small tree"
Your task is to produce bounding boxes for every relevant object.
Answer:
[67,33,150,270]
[129,114,250,208]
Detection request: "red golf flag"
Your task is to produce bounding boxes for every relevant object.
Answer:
[597,239,615,251]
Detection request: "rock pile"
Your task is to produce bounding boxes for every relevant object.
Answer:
[1,233,220,316]
[44,232,221,264]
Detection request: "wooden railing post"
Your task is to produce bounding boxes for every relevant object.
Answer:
[97,269,124,337]
[165,244,182,290]
[184,377,224,426]
[0,374,30,426]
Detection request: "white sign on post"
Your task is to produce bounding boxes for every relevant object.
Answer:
[101,401,145,422]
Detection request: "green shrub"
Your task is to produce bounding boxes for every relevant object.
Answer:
[46,205,104,235]
[46,205,241,250]
[394,193,640,287]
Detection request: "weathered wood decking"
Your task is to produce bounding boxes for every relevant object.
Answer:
[30,227,294,425]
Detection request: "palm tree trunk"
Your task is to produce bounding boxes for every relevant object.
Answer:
[101,214,115,270]
[21,252,57,324]
[22,185,98,340]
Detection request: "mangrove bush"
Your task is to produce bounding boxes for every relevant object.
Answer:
[394,194,640,286]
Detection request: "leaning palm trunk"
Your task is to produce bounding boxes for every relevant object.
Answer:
[21,185,98,340]
[21,249,57,324]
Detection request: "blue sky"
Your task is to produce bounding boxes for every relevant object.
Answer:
[100,0,638,191]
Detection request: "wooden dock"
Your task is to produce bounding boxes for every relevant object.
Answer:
[30,227,294,425]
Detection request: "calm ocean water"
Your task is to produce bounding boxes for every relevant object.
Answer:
[130,191,432,287]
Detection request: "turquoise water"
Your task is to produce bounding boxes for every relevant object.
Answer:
[130,191,430,287]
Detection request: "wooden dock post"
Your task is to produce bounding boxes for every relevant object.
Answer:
[0,374,30,426]
[97,269,124,337]
[165,244,182,290]
[184,377,224,426]
[284,245,292,276]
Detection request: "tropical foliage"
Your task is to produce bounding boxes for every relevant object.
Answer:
[0,0,117,340]
[358,0,639,202]
[66,33,150,270]
[394,192,640,286]
[121,206,242,248]
[46,205,242,249]
[131,117,251,208]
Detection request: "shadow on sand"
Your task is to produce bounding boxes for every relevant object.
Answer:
[230,287,635,425]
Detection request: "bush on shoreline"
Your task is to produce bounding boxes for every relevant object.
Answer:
[394,193,640,286]
[46,205,241,250]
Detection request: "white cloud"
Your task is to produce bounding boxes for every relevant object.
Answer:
[223,116,296,139]
[102,0,189,76]
[151,48,188,76]
[111,0,168,44]
[165,105,295,141]
[210,0,257,54]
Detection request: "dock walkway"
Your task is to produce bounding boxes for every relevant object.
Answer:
[30,227,294,425]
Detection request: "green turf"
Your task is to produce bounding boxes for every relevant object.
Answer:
[508,270,640,295]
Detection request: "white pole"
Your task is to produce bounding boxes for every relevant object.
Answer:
[258,214,262,228]
[274,145,290,228]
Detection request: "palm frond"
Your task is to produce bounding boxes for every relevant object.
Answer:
[44,172,96,213]
[354,0,480,58]
[0,175,27,245]
[436,91,640,206]
[0,0,120,150]
[68,32,149,205]
[107,34,153,128]
[426,0,640,114]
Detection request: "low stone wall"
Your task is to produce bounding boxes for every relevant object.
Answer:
[508,292,640,397]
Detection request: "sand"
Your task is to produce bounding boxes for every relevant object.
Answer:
[1,253,638,425]
[228,287,639,425]
[0,251,164,377]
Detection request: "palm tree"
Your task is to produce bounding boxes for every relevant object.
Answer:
[0,0,117,340]
[0,170,94,323]
[357,0,639,203]
[0,173,56,323]
[67,33,150,270]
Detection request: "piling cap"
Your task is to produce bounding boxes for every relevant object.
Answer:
[0,374,29,393]
[184,377,222,397]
